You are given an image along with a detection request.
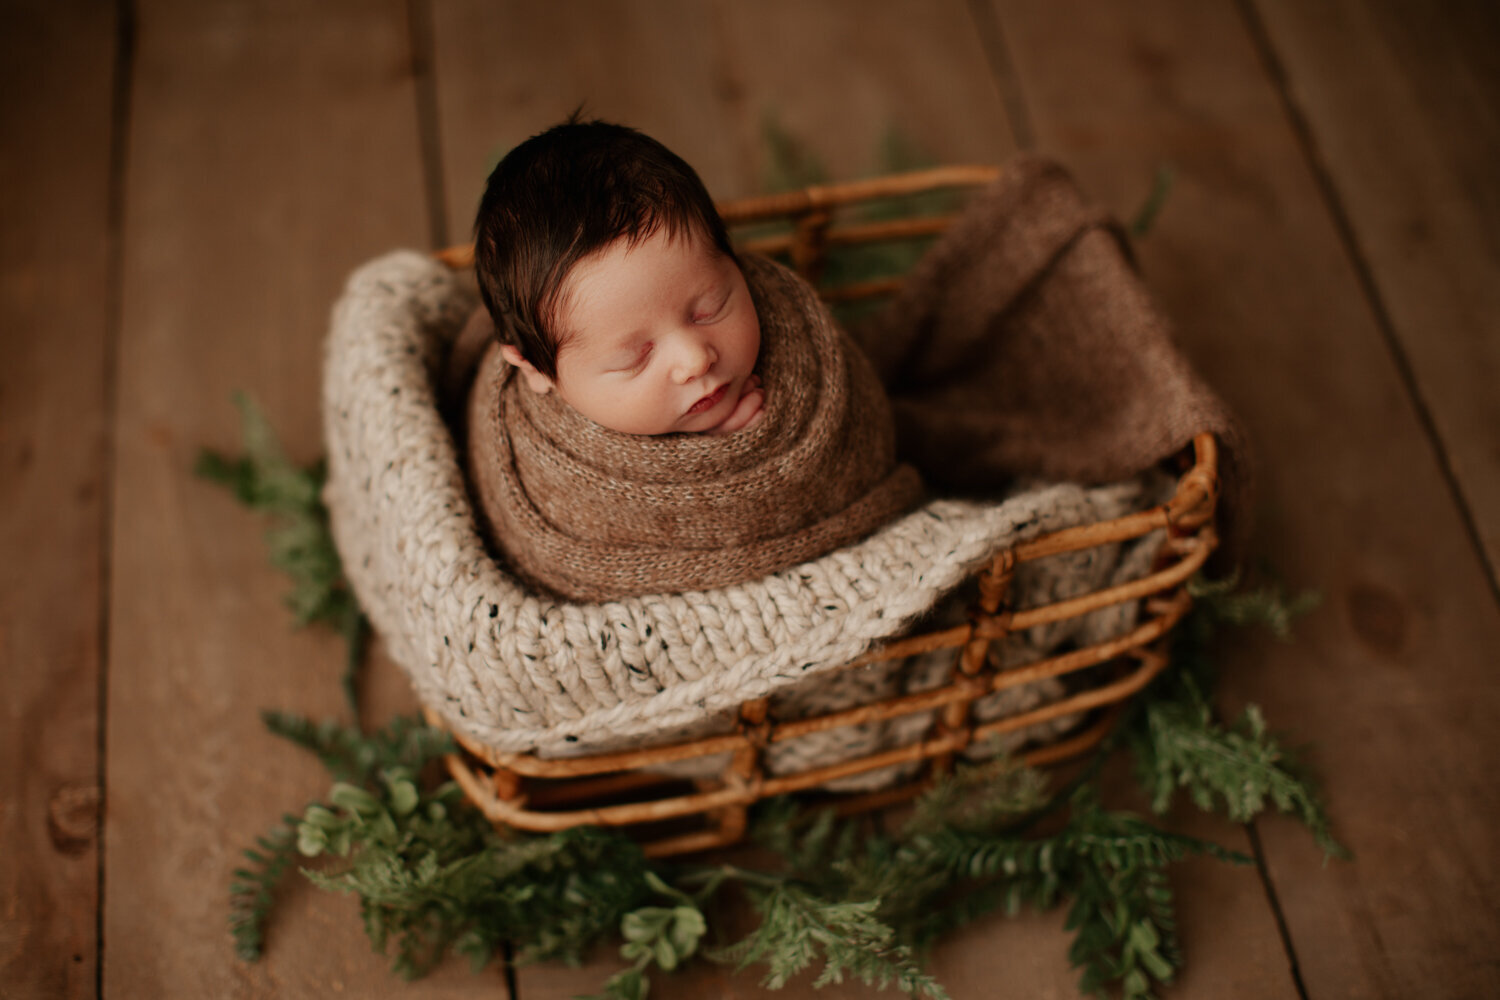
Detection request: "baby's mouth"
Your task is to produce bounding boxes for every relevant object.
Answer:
[686,382,729,416]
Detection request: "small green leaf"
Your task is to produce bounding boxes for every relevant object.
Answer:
[1140,944,1175,982]
[330,782,380,816]
[387,778,419,817]
[668,906,706,957]
[654,934,678,970]
[620,912,645,941]
[642,870,694,906]
[608,968,649,1000]
[296,824,327,857]
[302,804,339,829]
[1129,921,1159,953]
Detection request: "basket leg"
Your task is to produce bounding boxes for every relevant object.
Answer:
[931,549,1016,777]
[722,697,770,843]
[491,764,521,803]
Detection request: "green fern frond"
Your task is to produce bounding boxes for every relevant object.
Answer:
[262,711,453,786]
[1131,698,1347,859]
[228,812,303,961]
[713,884,949,999]
[1188,573,1321,640]
[197,392,367,714]
[903,752,1050,835]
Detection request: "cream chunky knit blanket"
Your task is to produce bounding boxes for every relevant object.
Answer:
[321,155,1244,762]
[324,252,1164,759]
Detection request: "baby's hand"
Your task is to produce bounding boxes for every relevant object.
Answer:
[709,375,765,436]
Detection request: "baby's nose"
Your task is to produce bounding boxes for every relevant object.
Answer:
[669,335,716,383]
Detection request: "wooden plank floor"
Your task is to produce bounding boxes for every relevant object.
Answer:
[2,1,1496,997]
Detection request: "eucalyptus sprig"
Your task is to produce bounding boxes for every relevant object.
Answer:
[577,871,712,1000]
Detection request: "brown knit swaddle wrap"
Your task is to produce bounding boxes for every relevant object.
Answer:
[464,253,924,603]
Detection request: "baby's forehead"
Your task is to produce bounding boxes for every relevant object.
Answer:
[552,228,734,344]
[574,224,725,282]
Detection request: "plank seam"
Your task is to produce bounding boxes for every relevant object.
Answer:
[503,940,518,1000]
[1246,821,1311,1000]
[963,0,1036,150]
[100,0,138,993]
[406,0,450,250]
[1235,0,1500,611]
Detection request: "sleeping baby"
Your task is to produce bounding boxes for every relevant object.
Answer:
[475,119,766,438]
[454,118,924,602]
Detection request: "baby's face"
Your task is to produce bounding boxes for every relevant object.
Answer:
[508,226,764,436]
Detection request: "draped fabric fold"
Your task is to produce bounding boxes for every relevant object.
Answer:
[853,153,1250,558]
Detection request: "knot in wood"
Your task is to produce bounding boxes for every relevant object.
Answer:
[47,784,100,856]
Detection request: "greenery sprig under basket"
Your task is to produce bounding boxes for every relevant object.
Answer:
[208,400,1343,1000]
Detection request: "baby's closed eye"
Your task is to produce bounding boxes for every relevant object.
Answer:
[692,290,731,324]
[608,344,653,373]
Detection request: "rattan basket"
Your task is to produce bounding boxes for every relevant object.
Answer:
[414,166,1219,858]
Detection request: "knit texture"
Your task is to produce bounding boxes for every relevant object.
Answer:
[321,154,1244,761]
[855,153,1249,557]
[463,254,924,602]
[322,252,1160,757]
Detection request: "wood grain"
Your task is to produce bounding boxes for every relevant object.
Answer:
[1247,0,1500,593]
[0,2,116,997]
[432,0,741,244]
[716,0,1016,184]
[984,0,1500,995]
[100,1,491,995]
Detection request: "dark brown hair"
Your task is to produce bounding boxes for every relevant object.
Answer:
[473,117,734,379]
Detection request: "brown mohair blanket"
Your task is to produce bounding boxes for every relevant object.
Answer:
[852,153,1250,555]
[460,253,925,603]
